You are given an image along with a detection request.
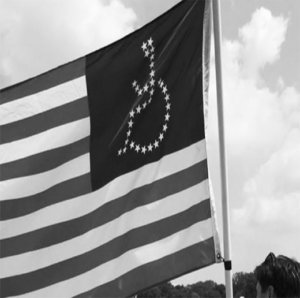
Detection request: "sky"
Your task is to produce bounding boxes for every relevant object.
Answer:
[0,0,299,286]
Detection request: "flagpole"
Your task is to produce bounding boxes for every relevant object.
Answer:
[211,0,233,297]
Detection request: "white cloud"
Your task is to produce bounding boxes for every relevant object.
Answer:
[231,85,300,232]
[208,8,289,168]
[0,0,137,88]
[238,7,288,81]
[236,128,300,228]
[207,6,300,269]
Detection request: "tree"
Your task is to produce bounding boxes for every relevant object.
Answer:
[137,282,180,298]
[233,271,256,298]
[190,280,225,298]
[137,286,161,298]
[137,272,256,298]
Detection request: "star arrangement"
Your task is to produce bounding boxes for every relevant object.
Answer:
[118,37,171,156]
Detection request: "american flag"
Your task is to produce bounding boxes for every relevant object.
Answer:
[0,0,220,297]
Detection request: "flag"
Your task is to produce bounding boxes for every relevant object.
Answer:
[0,0,220,297]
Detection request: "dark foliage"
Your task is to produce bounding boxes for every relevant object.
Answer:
[137,280,225,298]
[190,280,225,298]
[136,271,256,298]
[233,272,256,298]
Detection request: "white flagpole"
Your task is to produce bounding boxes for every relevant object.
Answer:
[211,0,233,297]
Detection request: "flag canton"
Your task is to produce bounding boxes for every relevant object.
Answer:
[86,0,206,191]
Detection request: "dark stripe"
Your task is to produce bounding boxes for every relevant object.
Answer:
[0,137,90,181]
[0,57,85,104]
[0,173,92,220]
[0,160,208,257]
[0,200,212,297]
[0,96,89,145]
[76,237,216,298]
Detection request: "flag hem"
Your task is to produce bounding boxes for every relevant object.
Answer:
[202,0,222,263]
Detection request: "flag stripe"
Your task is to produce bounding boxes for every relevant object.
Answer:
[0,76,87,126]
[0,154,90,201]
[75,238,215,298]
[0,96,89,145]
[1,140,206,238]
[1,181,209,278]
[0,173,91,220]
[0,159,208,256]
[0,58,85,105]
[0,117,90,165]
[1,201,211,297]
[0,137,89,181]
[13,220,213,298]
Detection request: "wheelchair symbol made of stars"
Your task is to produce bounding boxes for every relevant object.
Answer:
[118,37,171,156]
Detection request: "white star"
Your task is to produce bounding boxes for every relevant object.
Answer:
[148,37,153,46]
[150,89,154,96]
[135,86,139,92]
[150,62,154,69]
[162,86,167,94]
[129,110,135,118]
[165,94,170,101]
[128,119,133,127]
[136,105,141,113]
[159,133,164,141]
[143,84,149,92]
[159,80,164,88]
[150,78,155,86]
[166,103,171,110]
[145,50,149,57]
[150,70,155,77]
[138,89,143,96]
[118,149,122,156]
[135,145,140,152]
[130,141,135,149]
[148,98,152,104]
[165,113,170,121]
[148,144,153,151]
[142,42,147,51]
[132,80,137,87]
[125,139,129,145]
[150,46,155,53]
[150,54,154,60]
[154,140,159,148]
[143,102,147,109]
[142,146,147,154]
[123,147,127,153]
[127,130,131,137]
[163,124,168,131]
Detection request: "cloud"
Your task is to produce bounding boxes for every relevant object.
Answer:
[0,0,137,88]
[238,7,288,82]
[206,6,300,269]
[208,8,289,164]
[236,127,300,227]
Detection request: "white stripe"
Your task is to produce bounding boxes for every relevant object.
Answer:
[0,76,87,125]
[0,181,209,278]
[0,117,90,164]
[0,140,207,238]
[0,154,90,201]
[14,219,213,298]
